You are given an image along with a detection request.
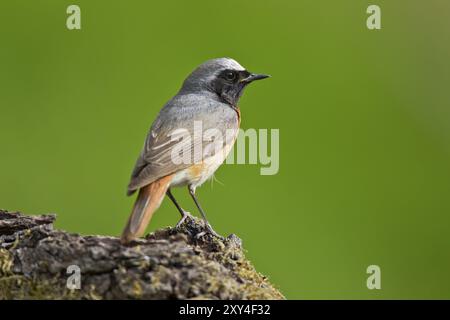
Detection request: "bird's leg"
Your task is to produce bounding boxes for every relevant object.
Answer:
[188,185,223,239]
[166,188,191,228]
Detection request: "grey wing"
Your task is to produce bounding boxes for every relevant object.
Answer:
[126,116,193,195]
[127,95,239,196]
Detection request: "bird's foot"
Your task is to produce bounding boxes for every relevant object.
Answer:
[175,211,193,229]
[195,222,224,240]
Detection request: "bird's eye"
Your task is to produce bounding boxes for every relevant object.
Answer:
[225,71,236,81]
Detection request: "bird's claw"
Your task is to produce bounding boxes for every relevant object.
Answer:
[195,231,207,239]
[197,223,224,240]
[175,211,192,229]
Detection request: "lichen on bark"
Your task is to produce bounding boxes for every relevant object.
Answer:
[0,210,284,300]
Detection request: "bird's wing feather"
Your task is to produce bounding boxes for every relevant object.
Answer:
[127,94,238,195]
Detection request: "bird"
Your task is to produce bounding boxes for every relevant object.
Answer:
[121,58,269,244]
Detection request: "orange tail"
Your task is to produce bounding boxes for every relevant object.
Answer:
[121,175,173,244]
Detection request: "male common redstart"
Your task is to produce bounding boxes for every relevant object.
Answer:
[121,58,269,244]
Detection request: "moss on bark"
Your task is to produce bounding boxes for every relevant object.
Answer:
[0,210,283,300]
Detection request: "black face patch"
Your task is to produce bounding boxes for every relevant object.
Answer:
[213,69,251,106]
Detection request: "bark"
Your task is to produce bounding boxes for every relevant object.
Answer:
[0,209,284,300]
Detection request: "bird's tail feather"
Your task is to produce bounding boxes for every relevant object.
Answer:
[121,175,173,244]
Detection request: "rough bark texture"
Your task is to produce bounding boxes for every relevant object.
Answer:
[0,210,284,300]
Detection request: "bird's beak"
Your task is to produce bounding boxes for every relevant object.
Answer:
[241,73,271,83]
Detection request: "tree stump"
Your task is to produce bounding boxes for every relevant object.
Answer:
[0,210,284,300]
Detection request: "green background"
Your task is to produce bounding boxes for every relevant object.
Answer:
[1,1,450,299]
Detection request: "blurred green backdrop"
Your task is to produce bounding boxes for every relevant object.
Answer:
[1,1,450,299]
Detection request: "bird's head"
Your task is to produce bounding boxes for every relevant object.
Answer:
[180,58,270,106]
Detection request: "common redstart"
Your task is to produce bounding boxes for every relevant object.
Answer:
[121,58,269,244]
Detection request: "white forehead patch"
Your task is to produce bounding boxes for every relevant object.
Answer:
[220,58,245,71]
